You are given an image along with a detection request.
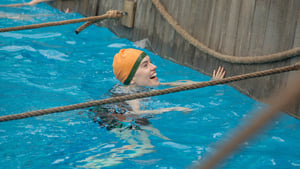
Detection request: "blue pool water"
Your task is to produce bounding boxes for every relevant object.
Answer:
[1,1,300,169]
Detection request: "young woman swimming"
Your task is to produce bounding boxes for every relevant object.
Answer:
[112,48,225,114]
[91,48,226,130]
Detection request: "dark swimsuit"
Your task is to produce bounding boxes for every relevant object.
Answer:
[89,84,151,131]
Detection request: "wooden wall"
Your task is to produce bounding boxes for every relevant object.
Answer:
[49,0,300,118]
[160,0,300,57]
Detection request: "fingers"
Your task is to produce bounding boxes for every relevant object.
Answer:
[217,66,225,78]
[212,66,226,80]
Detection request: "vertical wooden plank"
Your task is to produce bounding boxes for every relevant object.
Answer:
[159,0,176,59]
[209,0,231,52]
[146,2,156,41]
[216,0,232,52]
[234,0,256,56]
[151,3,165,54]
[248,0,271,56]
[177,0,188,28]
[208,0,222,50]
[263,0,284,55]
[77,0,87,16]
[163,23,176,59]
[163,0,182,61]
[142,0,153,40]
[159,11,169,56]
[182,42,196,66]
[132,0,142,39]
[220,0,241,56]
[293,3,300,48]
[193,49,208,73]
[280,0,300,51]
[57,0,75,13]
[90,0,99,16]
[185,0,196,35]
[54,0,63,11]
[178,0,193,63]
[190,0,206,45]
[169,31,179,61]
[175,36,186,64]
[162,15,174,57]
[97,0,106,15]
[73,0,81,13]
[171,0,180,32]
[187,0,201,37]
[133,0,147,40]
[155,12,164,54]
[204,0,216,47]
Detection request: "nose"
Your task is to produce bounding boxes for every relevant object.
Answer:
[150,63,157,70]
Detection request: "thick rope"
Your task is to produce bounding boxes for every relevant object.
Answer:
[196,72,300,169]
[75,21,96,34]
[75,11,127,34]
[0,63,299,123]
[152,0,300,64]
[0,10,124,33]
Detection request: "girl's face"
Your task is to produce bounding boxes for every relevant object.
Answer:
[131,56,159,86]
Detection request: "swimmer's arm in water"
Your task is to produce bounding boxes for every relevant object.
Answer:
[161,66,226,87]
[127,99,192,115]
[132,107,192,114]
[0,3,29,7]
[0,0,52,7]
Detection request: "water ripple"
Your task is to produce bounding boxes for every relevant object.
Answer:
[0,45,36,52]
[0,32,62,39]
[38,49,69,61]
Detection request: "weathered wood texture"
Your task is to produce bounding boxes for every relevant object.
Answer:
[49,0,300,118]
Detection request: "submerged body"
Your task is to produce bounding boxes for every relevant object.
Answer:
[90,84,152,131]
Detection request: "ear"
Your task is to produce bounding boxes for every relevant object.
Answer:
[130,77,136,85]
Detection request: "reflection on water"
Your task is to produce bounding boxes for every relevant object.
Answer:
[77,84,171,168]
[77,125,169,168]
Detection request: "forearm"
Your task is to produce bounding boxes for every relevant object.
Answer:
[129,107,191,115]
[160,80,196,87]
[0,3,29,7]
[133,108,172,114]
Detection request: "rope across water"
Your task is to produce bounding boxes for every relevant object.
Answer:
[0,10,125,33]
[0,63,299,123]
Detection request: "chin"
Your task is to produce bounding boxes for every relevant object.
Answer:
[149,83,159,87]
[141,80,159,87]
[133,77,160,87]
[149,79,160,86]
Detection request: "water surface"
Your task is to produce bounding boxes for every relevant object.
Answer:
[0,1,300,169]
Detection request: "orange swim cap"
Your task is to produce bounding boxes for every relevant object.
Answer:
[113,48,147,85]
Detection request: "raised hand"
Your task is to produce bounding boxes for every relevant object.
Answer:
[212,66,226,80]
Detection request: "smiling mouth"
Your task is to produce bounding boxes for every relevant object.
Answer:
[150,73,157,79]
